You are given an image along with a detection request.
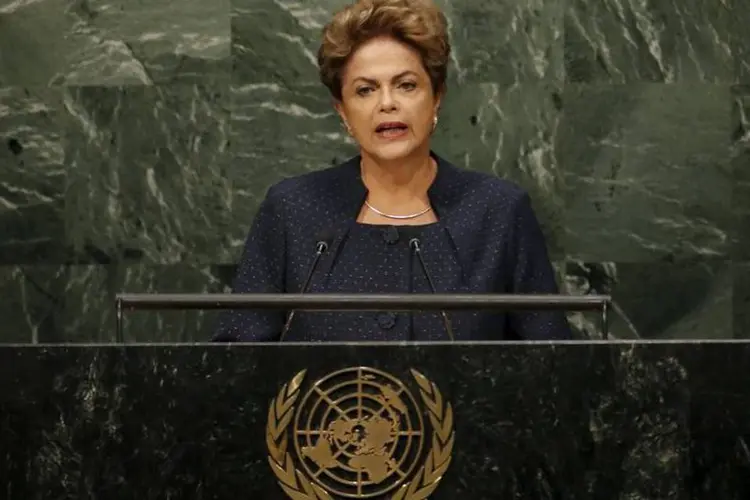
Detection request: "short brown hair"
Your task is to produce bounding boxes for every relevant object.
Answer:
[317,0,451,101]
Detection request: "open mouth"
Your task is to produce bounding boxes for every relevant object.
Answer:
[375,122,408,138]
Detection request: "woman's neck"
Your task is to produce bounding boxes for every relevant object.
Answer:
[360,151,436,202]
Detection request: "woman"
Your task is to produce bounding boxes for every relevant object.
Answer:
[214,0,572,342]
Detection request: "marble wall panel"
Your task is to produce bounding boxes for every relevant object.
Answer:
[0,0,230,86]
[564,0,736,83]
[63,84,234,265]
[0,87,67,263]
[559,83,734,262]
[732,84,750,260]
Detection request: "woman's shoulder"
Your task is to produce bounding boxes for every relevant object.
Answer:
[434,156,530,212]
[256,157,364,232]
[264,157,360,201]
[260,154,534,221]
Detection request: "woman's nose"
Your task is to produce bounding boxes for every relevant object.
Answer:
[378,88,398,111]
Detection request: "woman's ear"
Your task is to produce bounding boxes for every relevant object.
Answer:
[334,100,352,135]
[433,85,445,114]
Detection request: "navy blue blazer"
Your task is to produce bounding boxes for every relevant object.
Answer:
[214,152,572,342]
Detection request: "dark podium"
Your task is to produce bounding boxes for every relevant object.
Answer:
[1,293,749,499]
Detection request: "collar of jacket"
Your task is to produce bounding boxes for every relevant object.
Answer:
[317,151,475,285]
[334,150,464,225]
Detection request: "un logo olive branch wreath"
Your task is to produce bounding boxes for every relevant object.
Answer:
[265,368,454,499]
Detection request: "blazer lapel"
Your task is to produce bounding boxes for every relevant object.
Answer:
[314,152,476,287]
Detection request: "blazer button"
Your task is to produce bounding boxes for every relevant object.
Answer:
[382,226,399,244]
[376,312,397,329]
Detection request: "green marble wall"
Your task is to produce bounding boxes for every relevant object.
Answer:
[0,0,748,342]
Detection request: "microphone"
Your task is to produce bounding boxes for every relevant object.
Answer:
[409,237,455,341]
[278,230,334,342]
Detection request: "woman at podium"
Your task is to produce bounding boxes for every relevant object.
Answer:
[215,0,572,342]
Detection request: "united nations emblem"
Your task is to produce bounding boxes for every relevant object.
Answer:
[266,367,454,499]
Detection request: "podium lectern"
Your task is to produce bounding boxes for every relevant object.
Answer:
[1,294,748,499]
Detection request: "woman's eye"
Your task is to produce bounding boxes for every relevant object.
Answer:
[356,87,372,96]
[400,82,417,90]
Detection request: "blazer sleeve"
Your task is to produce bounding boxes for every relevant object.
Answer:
[212,185,286,342]
[505,192,573,340]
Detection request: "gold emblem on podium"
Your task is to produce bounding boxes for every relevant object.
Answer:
[266,367,454,499]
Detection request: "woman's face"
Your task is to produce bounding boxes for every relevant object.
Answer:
[335,35,441,164]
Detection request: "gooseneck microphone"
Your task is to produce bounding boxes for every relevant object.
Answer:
[409,237,455,341]
[278,231,333,342]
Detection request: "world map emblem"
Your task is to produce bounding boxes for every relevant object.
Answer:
[266,367,455,499]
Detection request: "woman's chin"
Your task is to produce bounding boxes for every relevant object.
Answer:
[365,140,425,163]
